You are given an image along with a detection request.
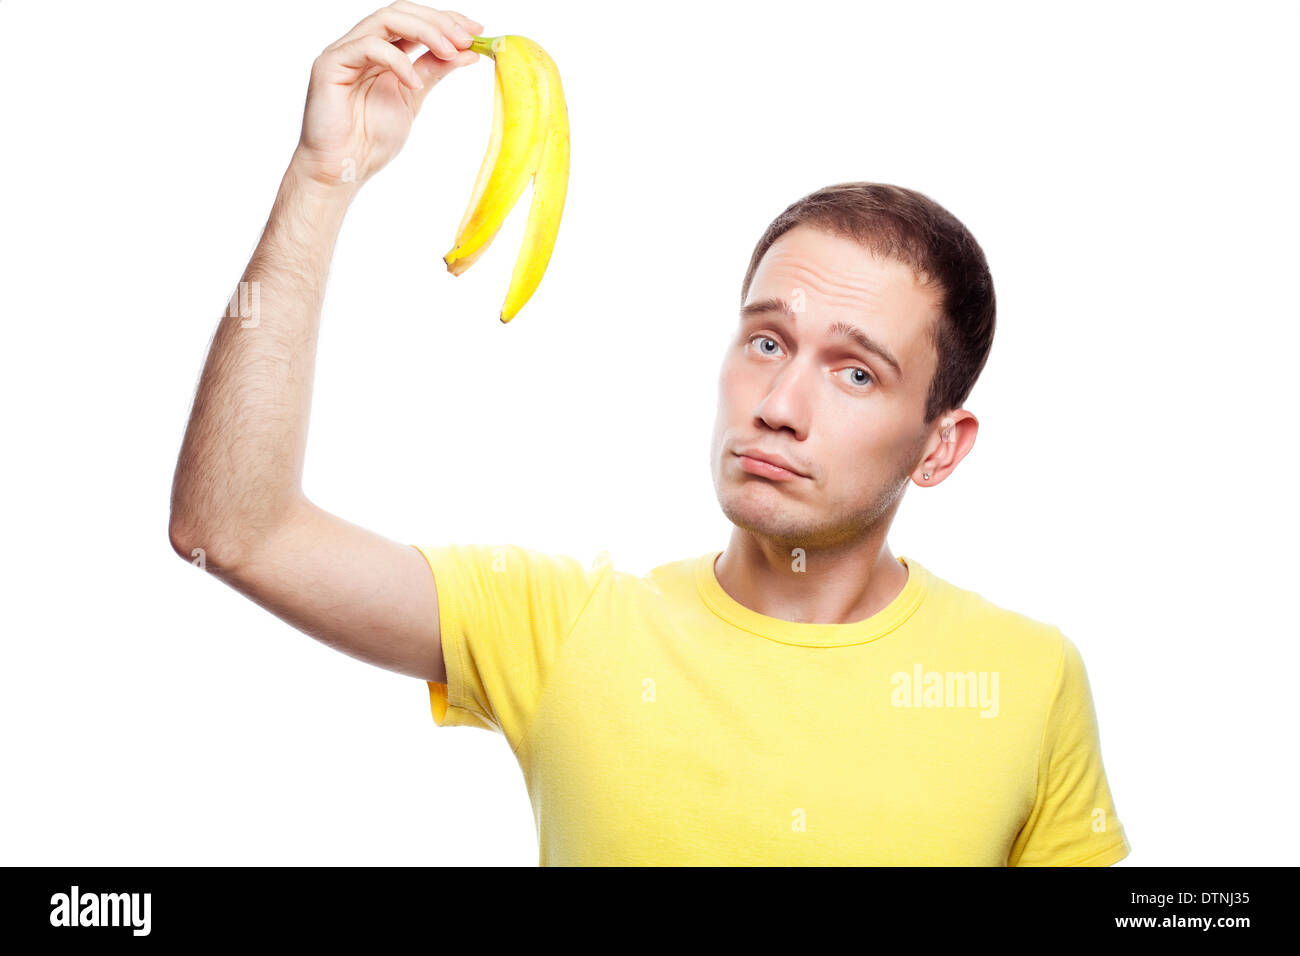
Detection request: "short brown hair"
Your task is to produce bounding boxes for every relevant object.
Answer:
[740,183,996,426]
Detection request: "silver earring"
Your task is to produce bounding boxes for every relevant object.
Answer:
[923,472,930,480]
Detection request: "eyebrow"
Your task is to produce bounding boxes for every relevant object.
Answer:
[739,297,903,379]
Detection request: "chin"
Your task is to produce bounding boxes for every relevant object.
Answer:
[717,487,813,546]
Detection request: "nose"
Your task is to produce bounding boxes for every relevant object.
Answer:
[752,353,812,440]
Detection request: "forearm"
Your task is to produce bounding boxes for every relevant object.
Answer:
[169,150,358,563]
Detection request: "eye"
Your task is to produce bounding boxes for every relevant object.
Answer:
[838,367,875,389]
[747,335,875,390]
[747,334,783,357]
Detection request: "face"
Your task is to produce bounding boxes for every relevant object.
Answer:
[710,224,943,551]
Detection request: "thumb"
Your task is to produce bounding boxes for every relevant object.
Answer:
[413,48,479,92]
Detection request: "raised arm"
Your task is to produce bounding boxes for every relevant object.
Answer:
[168,3,485,684]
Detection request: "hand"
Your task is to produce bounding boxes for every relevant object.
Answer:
[292,2,484,190]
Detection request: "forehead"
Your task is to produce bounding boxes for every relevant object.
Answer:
[744,226,940,380]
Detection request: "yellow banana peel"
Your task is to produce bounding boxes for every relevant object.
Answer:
[444,35,570,324]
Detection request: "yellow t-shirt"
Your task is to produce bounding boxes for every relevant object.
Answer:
[412,543,1131,867]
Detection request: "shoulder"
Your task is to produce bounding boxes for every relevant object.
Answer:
[574,550,710,616]
[919,560,1069,669]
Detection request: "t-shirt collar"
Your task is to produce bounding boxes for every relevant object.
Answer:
[694,549,929,648]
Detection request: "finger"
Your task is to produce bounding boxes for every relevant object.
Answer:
[332,34,424,91]
[330,7,452,56]
[443,11,487,34]
[330,6,407,47]
[422,8,486,38]
[330,8,458,60]
[387,2,480,53]
[389,1,479,29]
[388,27,471,58]
[411,46,477,90]
[331,7,385,46]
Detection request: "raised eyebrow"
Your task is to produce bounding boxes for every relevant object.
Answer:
[738,299,902,379]
[827,321,902,379]
[739,297,794,323]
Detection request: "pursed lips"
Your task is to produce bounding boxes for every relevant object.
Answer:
[733,449,809,479]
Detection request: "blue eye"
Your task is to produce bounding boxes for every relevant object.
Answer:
[754,335,873,390]
[748,335,874,390]
[840,367,874,388]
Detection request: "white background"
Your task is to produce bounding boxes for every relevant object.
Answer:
[2,0,1296,866]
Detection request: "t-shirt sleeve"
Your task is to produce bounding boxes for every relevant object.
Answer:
[1008,631,1132,866]
[410,542,608,752]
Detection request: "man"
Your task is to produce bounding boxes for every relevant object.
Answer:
[170,2,1130,866]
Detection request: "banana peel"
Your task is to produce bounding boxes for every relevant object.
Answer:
[444,35,570,324]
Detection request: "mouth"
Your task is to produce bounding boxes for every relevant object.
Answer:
[733,450,808,481]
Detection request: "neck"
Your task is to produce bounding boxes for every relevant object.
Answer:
[713,530,908,625]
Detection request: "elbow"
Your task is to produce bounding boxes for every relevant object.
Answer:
[168,505,275,575]
[169,486,249,571]
[168,511,234,571]
[168,515,204,566]
[169,493,306,572]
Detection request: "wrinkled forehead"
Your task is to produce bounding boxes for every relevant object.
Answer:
[749,227,936,308]
[743,234,942,384]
